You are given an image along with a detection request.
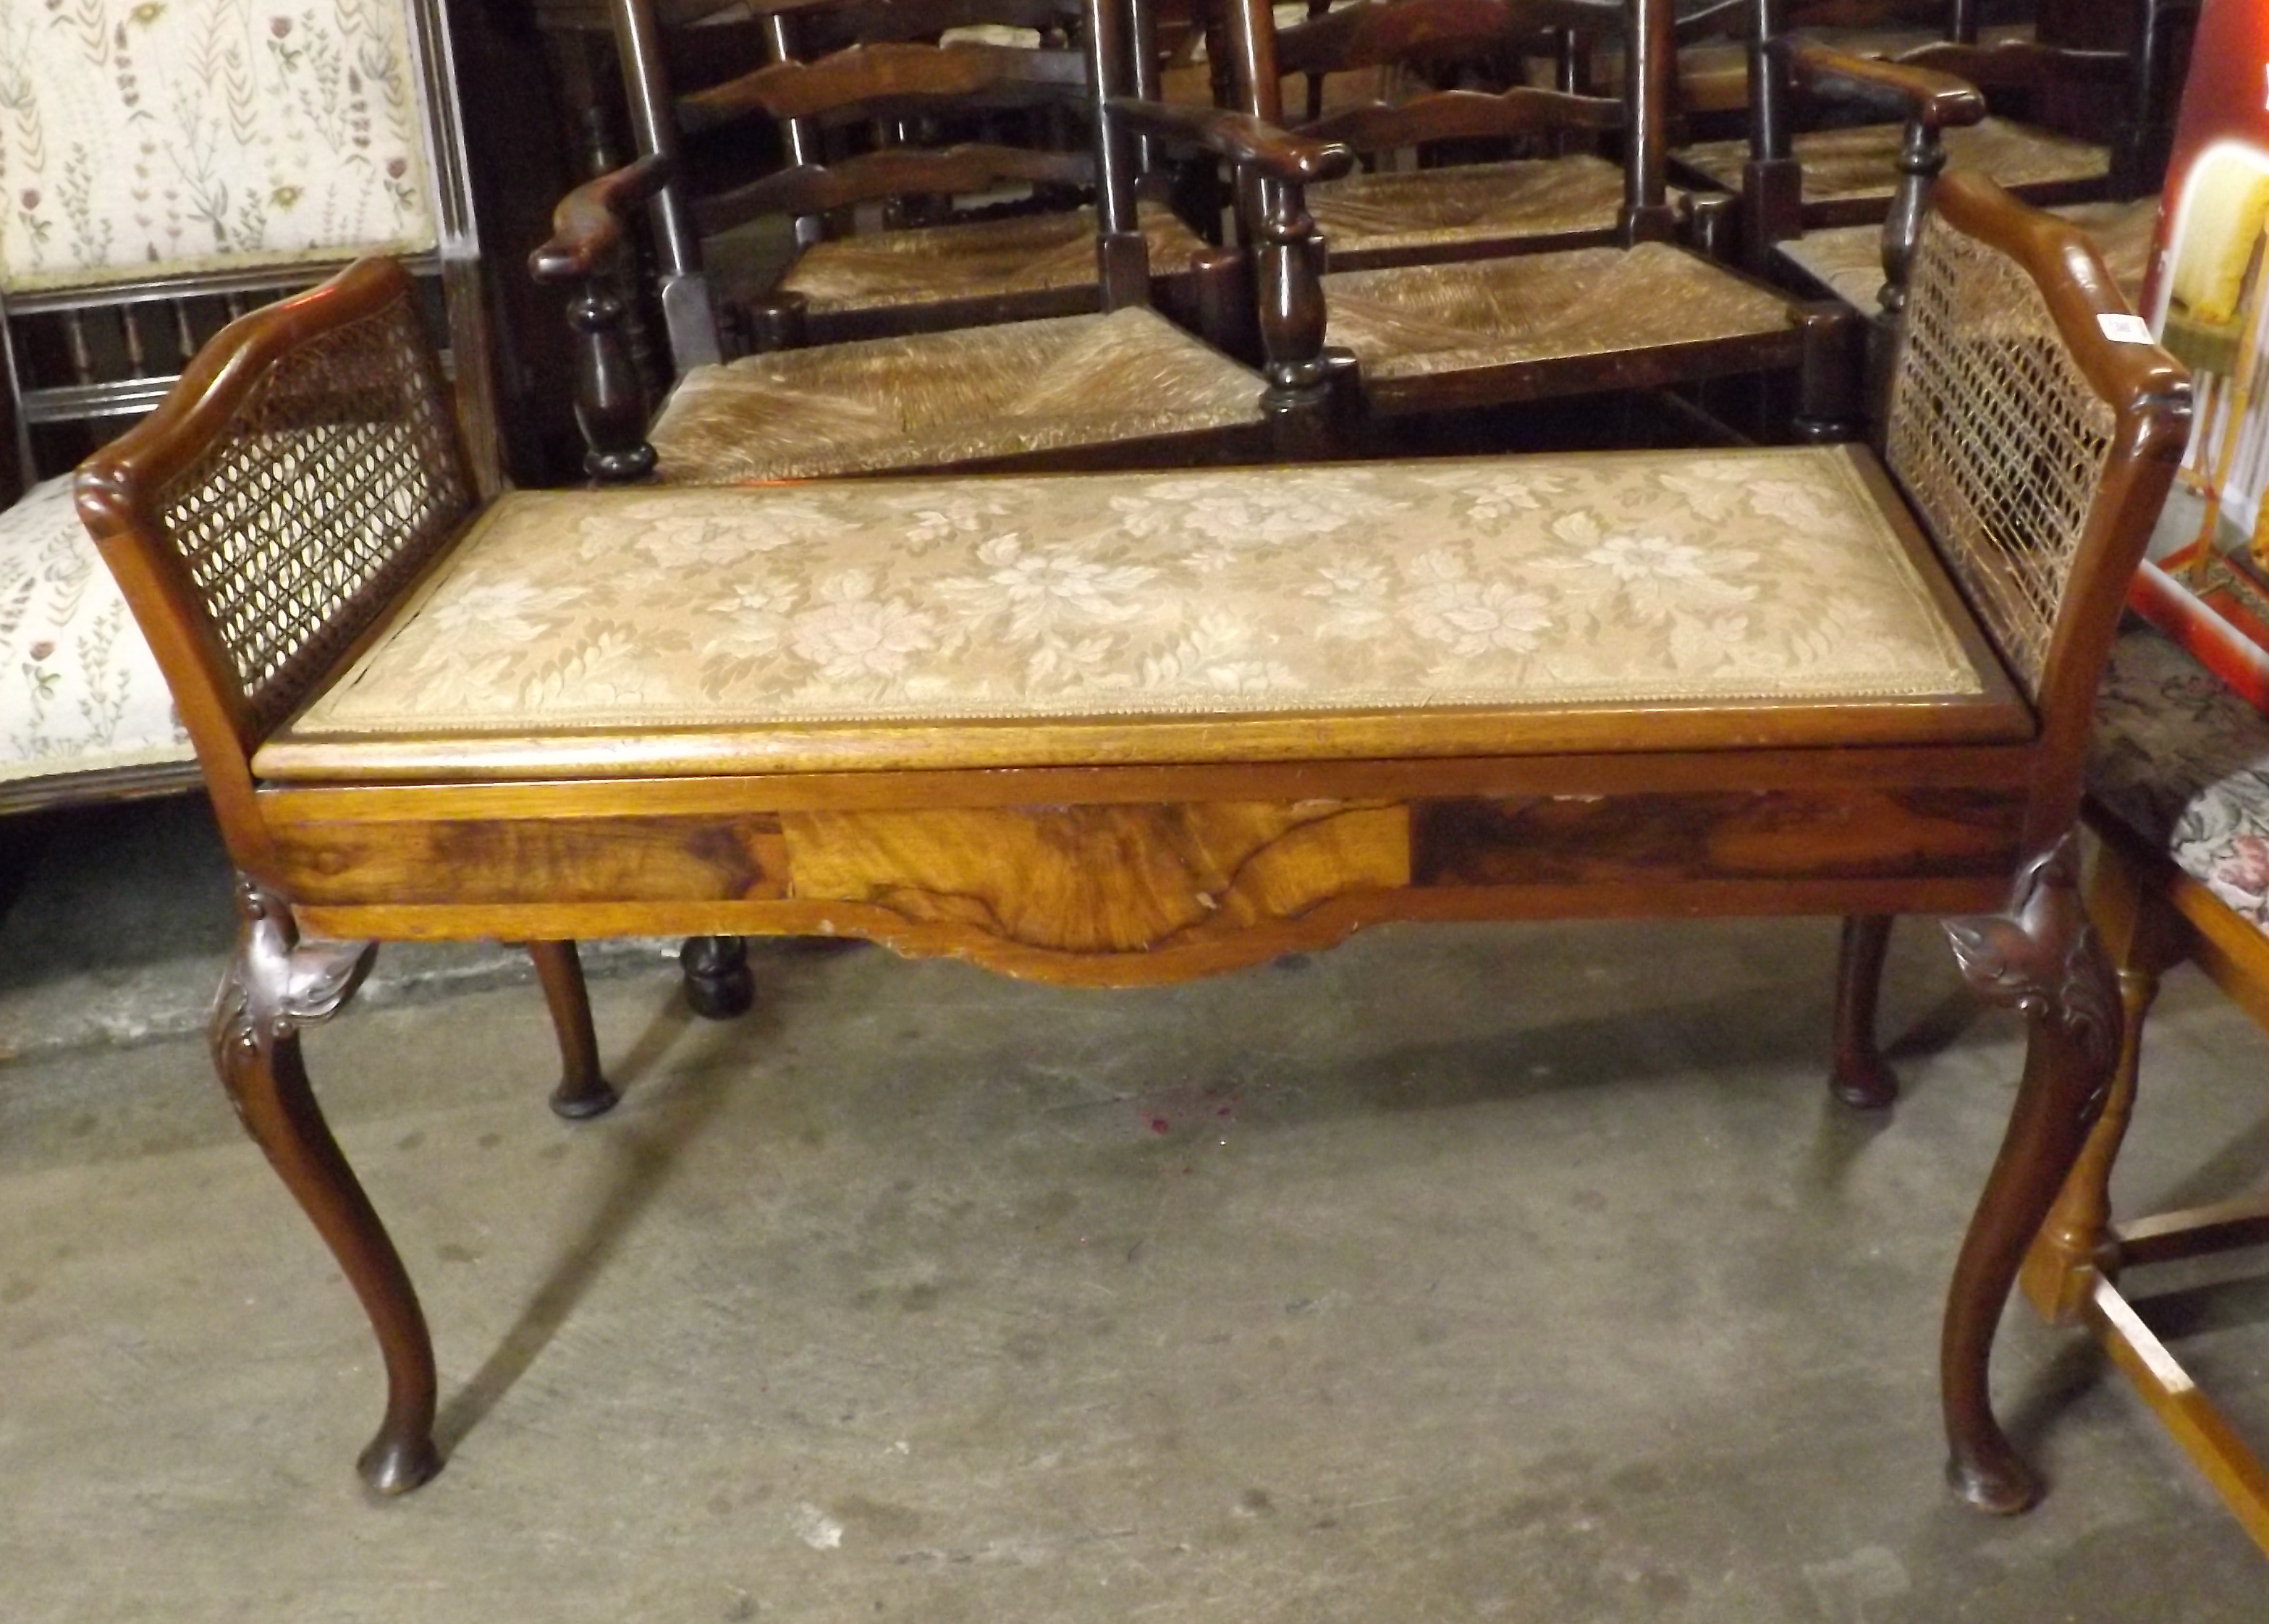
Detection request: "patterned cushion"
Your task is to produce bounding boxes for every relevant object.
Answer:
[647,307,1267,486]
[1679,117,2108,207]
[2090,625,2269,931]
[261,444,1993,777]
[0,0,437,291]
[775,205,1209,317]
[0,474,191,784]
[1307,154,1624,261]
[1322,242,1796,384]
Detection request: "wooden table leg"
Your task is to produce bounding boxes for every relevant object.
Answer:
[1830,913,1899,1108]
[211,877,441,1494]
[1937,834,2121,1513]
[528,939,619,1119]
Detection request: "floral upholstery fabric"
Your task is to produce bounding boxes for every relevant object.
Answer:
[2090,625,2269,931]
[1322,242,1796,384]
[1,474,190,784]
[271,445,1987,774]
[648,308,1266,486]
[775,204,1209,316]
[1307,154,1624,261]
[0,0,436,290]
[1678,117,2108,207]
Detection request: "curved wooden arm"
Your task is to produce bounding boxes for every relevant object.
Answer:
[1104,98,1354,184]
[531,155,674,283]
[1301,85,1620,153]
[1788,42,1985,130]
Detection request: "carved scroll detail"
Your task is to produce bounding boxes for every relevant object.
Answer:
[1942,832,2116,1089]
[211,877,377,1122]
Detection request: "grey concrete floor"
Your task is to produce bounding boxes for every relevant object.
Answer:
[2,798,2267,1620]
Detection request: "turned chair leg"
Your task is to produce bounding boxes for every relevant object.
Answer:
[1937,834,2121,1513]
[526,940,619,1119]
[1829,914,1899,1108]
[680,935,753,1019]
[213,877,441,1494]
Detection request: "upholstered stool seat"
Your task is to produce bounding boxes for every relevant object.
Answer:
[2089,625,2269,921]
[256,442,2018,782]
[645,307,1268,486]
[765,203,1213,331]
[1778,197,2159,316]
[1680,117,2109,216]
[1319,242,1801,409]
[1306,153,1626,268]
[0,475,191,801]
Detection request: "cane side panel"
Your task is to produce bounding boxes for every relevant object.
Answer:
[153,287,472,734]
[1885,214,2117,701]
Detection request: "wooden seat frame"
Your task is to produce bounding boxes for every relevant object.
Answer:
[77,174,2186,1513]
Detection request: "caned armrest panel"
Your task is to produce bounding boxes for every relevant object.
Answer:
[257,444,2027,782]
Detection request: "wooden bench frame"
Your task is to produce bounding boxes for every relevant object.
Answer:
[75,172,2187,1513]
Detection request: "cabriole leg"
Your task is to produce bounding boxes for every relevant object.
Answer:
[1938,834,2120,1513]
[527,940,618,1119]
[1830,914,1898,1108]
[212,877,440,1494]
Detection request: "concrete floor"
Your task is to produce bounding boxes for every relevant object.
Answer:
[2,798,2266,1620]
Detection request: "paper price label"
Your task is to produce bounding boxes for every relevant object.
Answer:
[2097,313,2154,344]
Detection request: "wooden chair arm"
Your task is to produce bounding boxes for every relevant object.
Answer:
[530,156,675,284]
[1102,97,1354,185]
[1786,41,1985,130]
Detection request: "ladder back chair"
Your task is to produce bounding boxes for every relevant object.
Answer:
[78,173,2186,1512]
[1263,0,1637,274]
[1675,0,2192,271]
[536,0,1354,484]
[1220,0,1846,433]
[587,0,1217,372]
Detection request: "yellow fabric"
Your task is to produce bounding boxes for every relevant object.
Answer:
[648,308,1266,486]
[281,445,1983,750]
[1679,117,2108,206]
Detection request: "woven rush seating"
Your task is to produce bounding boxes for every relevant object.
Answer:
[1319,240,1800,407]
[761,203,1210,327]
[1680,116,2111,213]
[643,307,1267,483]
[1304,152,1628,266]
[77,174,2189,1518]
[1777,197,2160,317]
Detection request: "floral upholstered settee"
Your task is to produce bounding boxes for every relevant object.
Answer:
[2089,622,2269,929]
[1,475,191,808]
